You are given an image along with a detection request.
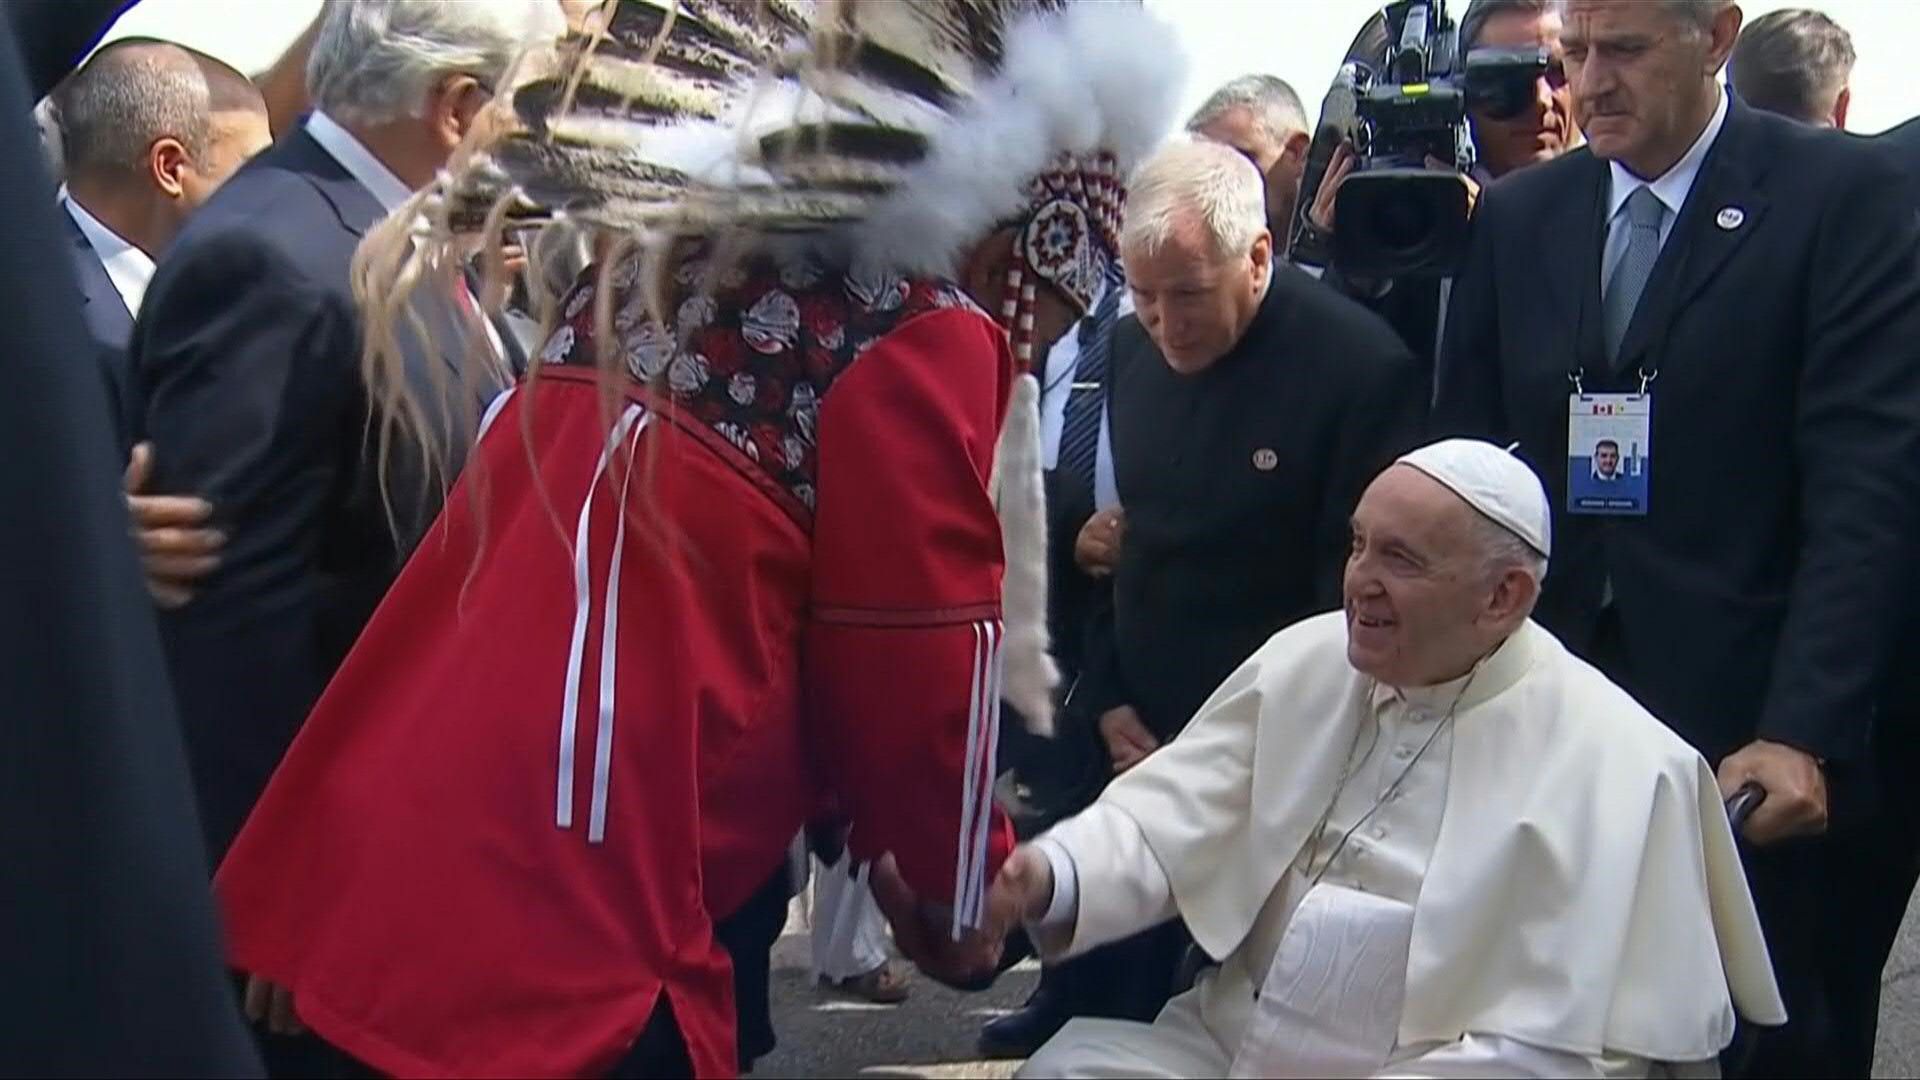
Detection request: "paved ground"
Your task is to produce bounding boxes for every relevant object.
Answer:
[758,891,1920,1077]
[754,897,1034,1079]
[1874,893,1920,1077]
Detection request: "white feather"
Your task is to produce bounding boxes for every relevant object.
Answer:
[992,372,1057,735]
[848,2,1190,278]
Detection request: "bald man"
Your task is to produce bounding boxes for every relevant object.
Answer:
[52,37,270,453]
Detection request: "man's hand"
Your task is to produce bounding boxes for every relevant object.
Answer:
[1423,154,1482,216]
[1717,739,1829,845]
[870,853,1022,990]
[1074,508,1125,577]
[124,442,223,609]
[1308,140,1358,234]
[242,974,305,1037]
[1098,705,1159,774]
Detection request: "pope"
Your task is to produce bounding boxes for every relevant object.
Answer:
[895,439,1788,1077]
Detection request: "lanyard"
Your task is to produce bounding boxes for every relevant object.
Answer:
[1569,366,1657,398]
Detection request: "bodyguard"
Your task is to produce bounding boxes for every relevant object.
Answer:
[1435,1,1920,1073]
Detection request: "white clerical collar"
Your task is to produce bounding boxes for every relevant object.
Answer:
[60,188,155,316]
[1606,84,1728,225]
[305,110,413,213]
[1372,620,1539,714]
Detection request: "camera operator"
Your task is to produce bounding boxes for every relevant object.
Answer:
[1311,0,1575,208]
[1455,0,1578,178]
[1298,0,1578,375]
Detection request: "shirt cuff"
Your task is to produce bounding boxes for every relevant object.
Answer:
[1029,835,1080,931]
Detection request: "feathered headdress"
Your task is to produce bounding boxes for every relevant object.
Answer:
[359,0,1185,730]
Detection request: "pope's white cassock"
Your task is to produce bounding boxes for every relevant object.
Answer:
[1019,446,1786,1079]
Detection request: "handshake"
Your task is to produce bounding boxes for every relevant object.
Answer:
[868,845,1062,990]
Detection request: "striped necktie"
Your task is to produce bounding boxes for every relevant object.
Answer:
[1057,286,1120,494]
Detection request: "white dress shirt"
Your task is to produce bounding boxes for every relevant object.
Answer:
[1031,667,1651,1077]
[305,110,412,213]
[1601,86,1729,286]
[1038,290,1132,511]
[60,190,155,316]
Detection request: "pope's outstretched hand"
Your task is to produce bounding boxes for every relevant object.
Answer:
[870,847,1055,990]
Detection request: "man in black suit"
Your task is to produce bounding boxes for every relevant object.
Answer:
[51,39,269,455]
[133,0,550,865]
[1884,116,1920,179]
[1083,139,1424,762]
[1057,136,1423,1038]
[1435,2,1920,1073]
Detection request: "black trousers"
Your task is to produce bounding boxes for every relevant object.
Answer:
[1038,918,1194,1025]
[1723,823,1919,1078]
[713,861,797,1072]
[255,863,794,1078]
[1592,607,1920,1077]
[606,999,694,1080]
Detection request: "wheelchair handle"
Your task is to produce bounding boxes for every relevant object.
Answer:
[1725,781,1767,832]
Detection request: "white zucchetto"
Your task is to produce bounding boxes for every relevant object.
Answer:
[1396,439,1552,558]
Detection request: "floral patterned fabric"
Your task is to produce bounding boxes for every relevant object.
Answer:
[538,252,985,516]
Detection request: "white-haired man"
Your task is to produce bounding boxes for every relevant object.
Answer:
[995,439,1784,1078]
[986,82,1324,1065]
[130,0,557,871]
[1023,137,1423,1036]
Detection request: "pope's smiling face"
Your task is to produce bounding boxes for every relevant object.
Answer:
[1343,466,1518,687]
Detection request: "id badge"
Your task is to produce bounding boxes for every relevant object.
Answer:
[1567,393,1650,516]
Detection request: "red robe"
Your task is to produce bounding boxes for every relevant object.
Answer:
[214,255,1018,1078]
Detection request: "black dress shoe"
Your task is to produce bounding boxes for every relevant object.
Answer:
[978,999,1070,1060]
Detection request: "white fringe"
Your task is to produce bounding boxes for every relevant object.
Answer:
[991,372,1058,736]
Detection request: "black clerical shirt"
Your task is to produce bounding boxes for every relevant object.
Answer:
[1075,266,1425,741]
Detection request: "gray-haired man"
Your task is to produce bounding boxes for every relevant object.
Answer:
[1187,74,1312,249]
[1729,8,1855,128]
[1438,2,1920,1073]
[132,0,557,871]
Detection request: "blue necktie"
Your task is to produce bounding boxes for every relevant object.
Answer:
[1603,186,1667,363]
[1058,286,1120,495]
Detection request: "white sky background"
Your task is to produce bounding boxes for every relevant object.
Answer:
[103,0,1920,135]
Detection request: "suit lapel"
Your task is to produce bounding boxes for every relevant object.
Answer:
[284,127,388,238]
[1613,99,1770,375]
[288,128,500,401]
[1545,153,1610,376]
[60,209,101,309]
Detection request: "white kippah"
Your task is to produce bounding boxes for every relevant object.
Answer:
[1395,439,1551,558]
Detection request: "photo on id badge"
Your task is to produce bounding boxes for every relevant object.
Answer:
[1567,393,1649,515]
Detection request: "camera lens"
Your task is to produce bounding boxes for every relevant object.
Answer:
[1368,197,1437,254]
